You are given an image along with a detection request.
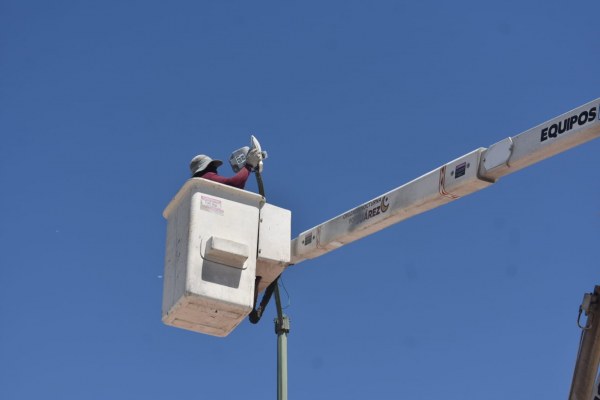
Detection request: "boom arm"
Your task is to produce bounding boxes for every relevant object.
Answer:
[290,98,600,265]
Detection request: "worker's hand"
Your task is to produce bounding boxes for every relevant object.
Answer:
[245,148,262,170]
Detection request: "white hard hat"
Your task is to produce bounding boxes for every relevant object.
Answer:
[189,154,223,176]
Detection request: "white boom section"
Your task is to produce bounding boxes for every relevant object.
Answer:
[291,98,600,265]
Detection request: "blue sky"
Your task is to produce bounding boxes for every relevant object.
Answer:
[1,1,599,399]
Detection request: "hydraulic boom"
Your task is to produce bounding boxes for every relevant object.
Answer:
[290,98,600,265]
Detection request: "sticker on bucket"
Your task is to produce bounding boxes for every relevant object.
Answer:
[200,196,224,216]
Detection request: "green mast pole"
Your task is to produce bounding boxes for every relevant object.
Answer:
[274,283,290,400]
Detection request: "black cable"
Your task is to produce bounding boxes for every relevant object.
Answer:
[249,278,278,324]
[247,159,287,326]
[248,165,268,324]
[279,277,291,310]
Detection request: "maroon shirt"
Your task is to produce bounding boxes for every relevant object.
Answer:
[200,166,251,189]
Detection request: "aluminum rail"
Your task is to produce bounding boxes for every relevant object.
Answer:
[290,98,600,265]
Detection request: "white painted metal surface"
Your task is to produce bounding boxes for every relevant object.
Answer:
[479,98,600,181]
[162,179,263,337]
[291,97,600,265]
[162,178,292,336]
[291,149,493,264]
[204,236,249,268]
[256,204,291,293]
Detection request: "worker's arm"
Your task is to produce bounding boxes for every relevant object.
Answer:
[202,166,251,189]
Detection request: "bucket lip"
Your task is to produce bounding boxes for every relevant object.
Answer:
[163,178,264,219]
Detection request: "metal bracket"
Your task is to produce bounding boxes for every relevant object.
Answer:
[578,293,595,330]
[483,137,514,171]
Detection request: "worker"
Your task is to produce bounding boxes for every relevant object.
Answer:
[189,148,261,190]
